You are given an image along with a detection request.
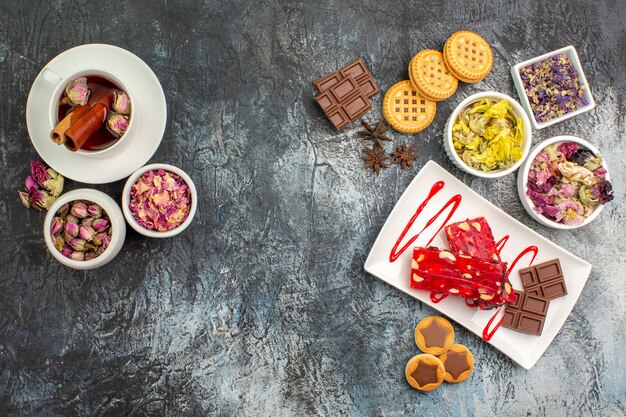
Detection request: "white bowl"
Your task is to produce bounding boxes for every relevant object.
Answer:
[517,135,610,229]
[43,189,126,269]
[122,163,197,238]
[511,45,595,130]
[444,91,532,178]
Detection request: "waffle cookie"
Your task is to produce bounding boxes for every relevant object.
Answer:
[405,354,445,392]
[443,31,493,83]
[438,344,474,383]
[409,49,458,101]
[382,80,436,133]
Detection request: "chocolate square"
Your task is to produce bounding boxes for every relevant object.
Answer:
[315,76,370,130]
[519,258,567,301]
[313,58,379,98]
[501,291,550,336]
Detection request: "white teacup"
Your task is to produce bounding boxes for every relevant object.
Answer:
[42,67,134,158]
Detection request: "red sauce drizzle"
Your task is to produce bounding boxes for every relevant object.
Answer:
[481,243,539,341]
[482,307,505,342]
[389,181,461,263]
[430,292,448,303]
[495,235,510,255]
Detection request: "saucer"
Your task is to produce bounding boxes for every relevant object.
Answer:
[26,44,167,184]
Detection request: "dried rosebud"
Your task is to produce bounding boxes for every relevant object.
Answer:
[71,201,88,218]
[82,218,95,228]
[65,214,78,223]
[112,90,130,114]
[52,234,65,252]
[69,251,85,261]
[65,77,90,105]
[84,252,98,260]
[25,176,38,190]
[57,203,70,217]
[65,220,79,237]
[31,160,51,187]
[68,237,87,251]
[50,217,64,235]
[79,225,96,242]
[93,218,109,232]
[107,113,129,136]
[101,234,111,250]
[18,191,30,208]
[28,187,56,210]
[61,246,73,257]
[92,232,106,246]
[88,204,102,218]
[43,173,64,197]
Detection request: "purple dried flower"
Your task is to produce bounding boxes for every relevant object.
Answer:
[68,237,87,251]
[65,77,90,105]
[28,187,56,210]
[57,203,70,217]
[107,113,129,136]
[25,176,38,190]
[84,252,99,260]
[557,142,579,159]
[31,160,51,188]
[112,90,130,114]
[590,180,614,204]
[569,149,594,165]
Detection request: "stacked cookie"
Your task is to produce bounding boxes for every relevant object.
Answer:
[405,316,474,392]
[383,30,493,134]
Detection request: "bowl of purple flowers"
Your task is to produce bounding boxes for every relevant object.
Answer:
[517,136,614,229]
[511,46,595,130]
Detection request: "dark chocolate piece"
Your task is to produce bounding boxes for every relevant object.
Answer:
[519,259,567,300]
[315,76,371,129]
[313,58,379,98]
[501,290,550,336]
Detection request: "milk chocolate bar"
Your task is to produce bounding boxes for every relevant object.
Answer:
[519,259,567,300]
[313,58,379,98]
[502,290,549,336]
[315,76,372,130]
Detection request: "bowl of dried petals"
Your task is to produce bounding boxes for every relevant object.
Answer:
[43,189,126,269]
[122,163,197,238]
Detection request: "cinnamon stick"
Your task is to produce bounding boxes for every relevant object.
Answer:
[64,103,108,152]
[50,105,90,145]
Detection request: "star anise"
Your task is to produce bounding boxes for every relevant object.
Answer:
[358,120,392,149]
[391,142,417,170]
[362,146,389,175]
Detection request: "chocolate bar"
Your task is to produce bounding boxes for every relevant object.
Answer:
[519,259,567,300]
[313,58,379,98]
[502,290,550,336]
[315,76,372,130]
[410,247,506,300]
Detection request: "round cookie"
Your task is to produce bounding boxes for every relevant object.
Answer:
[438,344,474,383]
[382,80,436,134]
[443,31,493,83]
[405,354,445,392]
[415,316,455,355]
[409,49,458,101]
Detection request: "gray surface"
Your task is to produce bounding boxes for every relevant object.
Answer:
[1,0,624,416]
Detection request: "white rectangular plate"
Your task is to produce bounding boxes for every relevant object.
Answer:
[364,160,591,369]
